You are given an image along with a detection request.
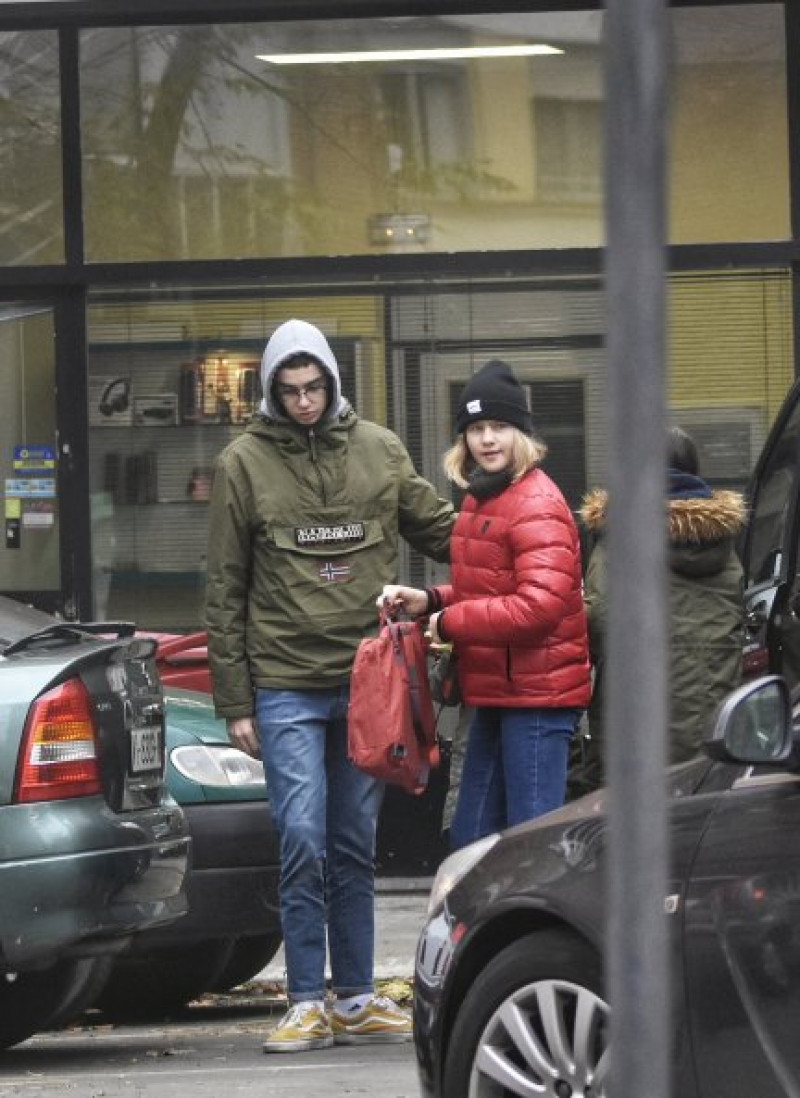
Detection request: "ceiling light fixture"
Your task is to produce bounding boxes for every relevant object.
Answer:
[257,44,563,65]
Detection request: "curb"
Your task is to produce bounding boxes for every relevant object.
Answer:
[376,876,433,894]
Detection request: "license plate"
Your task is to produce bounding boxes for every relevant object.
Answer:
[131,725,161,773]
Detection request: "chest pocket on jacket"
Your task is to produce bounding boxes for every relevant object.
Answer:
[272,518,385,557]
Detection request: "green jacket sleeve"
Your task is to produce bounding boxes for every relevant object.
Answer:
[204,456,256,719]
[583,538,608,666]
[396,446,455,563]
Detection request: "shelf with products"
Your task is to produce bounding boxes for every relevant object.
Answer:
[94,449,219,506]
[87,335,361,630]
[87,345,265,629]
[88,348,262,430]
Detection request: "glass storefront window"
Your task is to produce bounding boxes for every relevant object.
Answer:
[670,7,788,243]
[0,31,64,265]
[86,290,387,626]
[87,268,792,629]
[79,7,787,263]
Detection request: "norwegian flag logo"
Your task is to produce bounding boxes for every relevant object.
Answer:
[319,561,352,583]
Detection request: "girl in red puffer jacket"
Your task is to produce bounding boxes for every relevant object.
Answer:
[380,359,591,849]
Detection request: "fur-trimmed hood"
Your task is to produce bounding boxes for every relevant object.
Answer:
[581,487,747,579]
[580,487,747,543]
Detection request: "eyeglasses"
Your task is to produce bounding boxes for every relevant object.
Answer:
[275,377,328,401]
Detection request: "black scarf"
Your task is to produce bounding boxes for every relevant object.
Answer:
[467,468,513,500]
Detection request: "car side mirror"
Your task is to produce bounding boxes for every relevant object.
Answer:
[704,675,792,765]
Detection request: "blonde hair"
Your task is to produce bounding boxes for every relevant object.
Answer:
[443,427,547,488]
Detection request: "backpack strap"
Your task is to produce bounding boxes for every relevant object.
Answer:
[387,620,430,748]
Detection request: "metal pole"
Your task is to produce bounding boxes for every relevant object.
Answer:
[604,1,671,1097]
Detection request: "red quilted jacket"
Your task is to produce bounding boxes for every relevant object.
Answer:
[434,468,591,709]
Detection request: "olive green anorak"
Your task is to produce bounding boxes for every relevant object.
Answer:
[572,486,745,793]
[205,409,453,718]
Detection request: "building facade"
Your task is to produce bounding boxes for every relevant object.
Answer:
[0,0,795,625]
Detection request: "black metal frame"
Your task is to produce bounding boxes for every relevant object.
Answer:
[0,0,778,28]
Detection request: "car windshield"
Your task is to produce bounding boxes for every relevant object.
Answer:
[0,596,56,650]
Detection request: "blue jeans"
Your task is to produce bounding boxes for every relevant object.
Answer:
[256,686,385,1003]
[450,706,581,851]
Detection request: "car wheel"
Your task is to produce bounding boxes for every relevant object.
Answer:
[43,955,115,1030]
[443,929,609,1098]
[94,939,235,1020]
[207,933,283,993]
[0,958,110,1050]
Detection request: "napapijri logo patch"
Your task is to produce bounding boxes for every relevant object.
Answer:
[295,522,365,546]
[319,561,352,583]
[466,399,483,414]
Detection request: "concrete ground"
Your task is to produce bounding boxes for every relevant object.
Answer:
[0,882,435,1098]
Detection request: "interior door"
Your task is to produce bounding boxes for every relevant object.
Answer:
[740,380,800,685]
[0,303,61,608]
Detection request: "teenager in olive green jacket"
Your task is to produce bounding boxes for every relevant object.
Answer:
[570,427,746,797]
[205,319,454,1054]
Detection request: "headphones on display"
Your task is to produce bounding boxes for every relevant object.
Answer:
[99,377,131,417]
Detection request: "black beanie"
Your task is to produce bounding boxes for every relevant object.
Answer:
[455,359,533,435]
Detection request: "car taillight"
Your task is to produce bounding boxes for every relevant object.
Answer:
[14,678,102,803]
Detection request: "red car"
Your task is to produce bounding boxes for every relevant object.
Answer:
[146,631,213,694]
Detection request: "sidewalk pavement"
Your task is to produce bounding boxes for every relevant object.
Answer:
[254,878,433,983]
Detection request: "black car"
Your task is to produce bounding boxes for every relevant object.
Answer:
[741,376,800,688]
[413,675,800,1098]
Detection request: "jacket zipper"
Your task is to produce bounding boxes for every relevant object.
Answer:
[308,428,327,505]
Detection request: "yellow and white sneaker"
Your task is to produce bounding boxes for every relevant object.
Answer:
[263,1002,334,1053]
[331,995,413,1044]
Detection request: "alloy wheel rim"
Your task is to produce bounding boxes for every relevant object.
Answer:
[468,978,609,1098]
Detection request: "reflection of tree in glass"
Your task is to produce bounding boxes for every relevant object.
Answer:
[4,21,522,264]
[79,23,518,261]
[0,30,63,265]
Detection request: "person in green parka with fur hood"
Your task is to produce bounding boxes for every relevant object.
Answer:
[570,426,746,797]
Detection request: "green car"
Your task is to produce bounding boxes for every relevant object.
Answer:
[94,687,282,1019]
[0,596,191,1050]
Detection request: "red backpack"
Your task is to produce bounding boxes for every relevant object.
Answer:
[347,612,439,795]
